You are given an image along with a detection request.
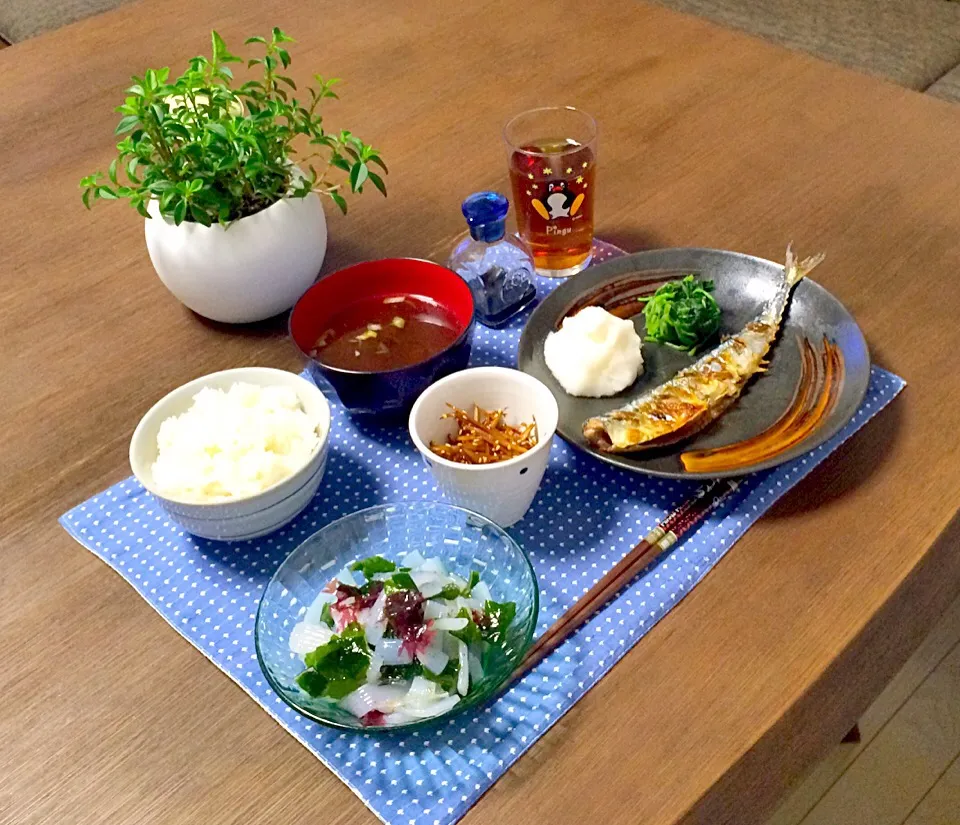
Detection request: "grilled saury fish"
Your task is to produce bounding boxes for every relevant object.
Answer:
[582,246,825,453]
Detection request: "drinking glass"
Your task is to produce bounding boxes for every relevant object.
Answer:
[504,106,598,278]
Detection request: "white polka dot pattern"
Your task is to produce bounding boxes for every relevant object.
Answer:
[58,248,905,825]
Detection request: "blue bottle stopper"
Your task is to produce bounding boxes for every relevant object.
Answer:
[461,191,509,242]
[449,191,537,328]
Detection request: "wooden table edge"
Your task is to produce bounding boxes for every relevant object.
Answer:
[679,510,960,824]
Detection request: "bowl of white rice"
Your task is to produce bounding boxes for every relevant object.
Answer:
[130,367,331,541]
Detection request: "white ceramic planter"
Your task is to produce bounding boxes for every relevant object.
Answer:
[144,192,327,323]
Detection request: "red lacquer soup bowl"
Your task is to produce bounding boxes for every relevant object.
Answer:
[290,258,475,418]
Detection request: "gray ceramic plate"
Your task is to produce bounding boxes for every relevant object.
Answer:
[517,248,871,479]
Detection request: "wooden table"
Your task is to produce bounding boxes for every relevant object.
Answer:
[3,1,960,823]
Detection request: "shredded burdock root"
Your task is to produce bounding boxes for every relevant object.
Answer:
[429,404,538,465]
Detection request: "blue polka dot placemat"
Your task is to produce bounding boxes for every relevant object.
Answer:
[60,264,904,825]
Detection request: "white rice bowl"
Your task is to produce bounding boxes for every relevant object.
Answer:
[150,381,323,503]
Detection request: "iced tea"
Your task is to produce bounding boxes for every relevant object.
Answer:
[509,139,595,275]
[504,107,597,277]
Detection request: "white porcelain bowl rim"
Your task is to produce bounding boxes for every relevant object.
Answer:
[130,367,331,507]
[408,366,559,472]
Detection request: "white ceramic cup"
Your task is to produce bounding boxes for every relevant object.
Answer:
[408,367,559,527]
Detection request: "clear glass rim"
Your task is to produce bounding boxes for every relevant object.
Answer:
[503,106,598,157]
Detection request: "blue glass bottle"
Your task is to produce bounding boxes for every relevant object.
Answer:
[448,191,537,328]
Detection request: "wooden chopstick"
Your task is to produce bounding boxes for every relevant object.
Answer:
[522,479,728,663]
[511,478,739,683]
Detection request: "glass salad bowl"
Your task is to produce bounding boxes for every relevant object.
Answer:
[255,501,539,731]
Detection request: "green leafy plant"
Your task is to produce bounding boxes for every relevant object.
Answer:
[640,274,723,355]
[80,28,387,226]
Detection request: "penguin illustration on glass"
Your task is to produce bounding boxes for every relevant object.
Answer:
[505,106,598,277]
[532,180,585,221]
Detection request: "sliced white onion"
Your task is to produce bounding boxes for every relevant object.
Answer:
[442,631,461,658]
[456,596,484,613]
[405,675,441,707]
[411,570,440,589]
[364,619,386,649]
[303,589,336,625]
[419,647,449,676]
[339,683,409,717]
[378,637,413,665]
[471,581,492,603]
[457,640,470,696]
[448,573,468,591]
[417,631,450,675]
[288,620,334,655]
[401,694,461,718]
[382,709,418,726]
[357,590,387,647]
[431,616,468,632]
[366,652,384,684]
[336,566,358,588]
[417,579,445,599]
[468,650,485,683]
[418,557,447,576]
[423,599,452,620]
[401,550,425,569]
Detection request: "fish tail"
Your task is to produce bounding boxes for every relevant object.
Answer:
[785,243,825,288]
[761,245,825,326]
